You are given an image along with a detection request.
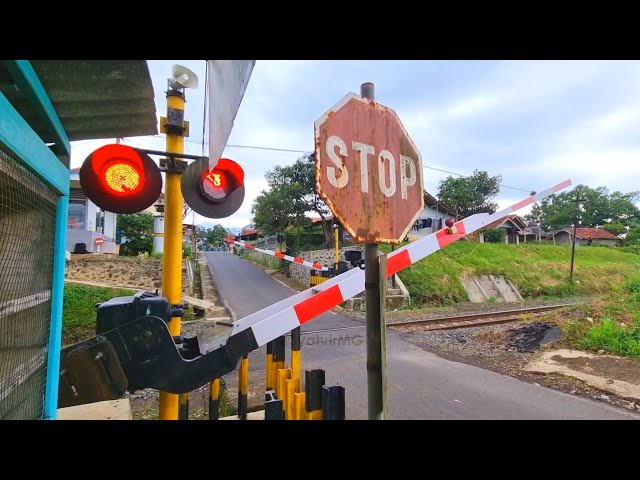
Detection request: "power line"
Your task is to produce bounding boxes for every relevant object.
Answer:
[421,165,531,193]
[130,136,533,193]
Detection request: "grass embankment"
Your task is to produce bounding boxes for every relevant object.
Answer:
[397,241,640,356]
[241,252,284,270]
[62,283,135,345]
[397,242,640,305]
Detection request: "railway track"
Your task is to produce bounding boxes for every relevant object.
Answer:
[387,303,578,332]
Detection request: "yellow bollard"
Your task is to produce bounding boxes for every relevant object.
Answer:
[266,341,273,391]
[291,327,301,393]
[293,392,307,420]
[276,368,291,414]
[308,409,323,420]
[285,379,296,420]
[272,336,285,395]
[238,355,249,420]
[209,378,220,420]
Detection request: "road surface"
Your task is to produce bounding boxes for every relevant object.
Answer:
[203,251,639,420]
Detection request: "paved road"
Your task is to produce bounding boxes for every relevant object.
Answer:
[204,251,640,420]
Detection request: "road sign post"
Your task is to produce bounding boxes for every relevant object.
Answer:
[315,82,424,419]
[94,237,104,254]
[361,82,386,420]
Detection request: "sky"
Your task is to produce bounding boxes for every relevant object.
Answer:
[68,60,640,232]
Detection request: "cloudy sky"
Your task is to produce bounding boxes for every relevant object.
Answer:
[68,60,640,231]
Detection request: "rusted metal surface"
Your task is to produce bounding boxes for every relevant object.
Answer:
[314,93,424,244]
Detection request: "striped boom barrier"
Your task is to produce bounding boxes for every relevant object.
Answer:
[223,238,329,271]
[226,179,571,350]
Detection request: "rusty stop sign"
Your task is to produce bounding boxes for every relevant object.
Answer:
[314,92,424,244]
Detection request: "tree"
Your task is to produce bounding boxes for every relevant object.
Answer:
[252,188,300,235]
[118,212,154,256]
[437,170,502,219]
[484,227,506,243]
[527,185,640,232]
[206,224,230,246]
[252,154,335,244]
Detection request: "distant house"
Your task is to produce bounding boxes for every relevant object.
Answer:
[409,191,457,238]
[479,214,528,244]
[67,168,119,254]
[239,225,259,241]
[547,227,618,247]
[520,219,547,243]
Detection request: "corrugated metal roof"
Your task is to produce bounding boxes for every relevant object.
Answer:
[0,60,157,143]
[552,227,618,240]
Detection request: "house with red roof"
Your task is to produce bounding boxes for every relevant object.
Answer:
[546,227,618,247]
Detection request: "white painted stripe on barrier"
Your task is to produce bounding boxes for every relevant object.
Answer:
[405,230,442,265]
[231,268,361,335]
[252,307,300,347]
[339,269,366,300]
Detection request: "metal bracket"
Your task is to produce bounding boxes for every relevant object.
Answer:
[357,259,366,270]
[159,157,188,174]
[133,148,206,174]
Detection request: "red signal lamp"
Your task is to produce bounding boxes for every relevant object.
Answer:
[79,144,162,214]
[182,158,245,219]
[201,158,245,201]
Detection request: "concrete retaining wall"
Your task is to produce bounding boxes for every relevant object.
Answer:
[289,247,364,286]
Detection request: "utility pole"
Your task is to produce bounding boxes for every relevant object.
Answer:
[569,188,584,281]
[159,73,188,420]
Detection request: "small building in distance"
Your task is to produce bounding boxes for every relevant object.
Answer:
[409,191,457,239]
[478,214,528,244]
[67,168,119,254]
[546,227,618,247]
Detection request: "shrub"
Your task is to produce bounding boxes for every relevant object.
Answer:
[483,228,506,243]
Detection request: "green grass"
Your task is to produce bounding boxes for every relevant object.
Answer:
[396,242,640,306]
[242,252,283,270]
[63,284,135,345]
[577,318,640,357]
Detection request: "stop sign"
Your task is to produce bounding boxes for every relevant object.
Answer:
[314,92,424,243]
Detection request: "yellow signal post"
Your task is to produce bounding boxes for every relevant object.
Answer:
[158,83,187,420]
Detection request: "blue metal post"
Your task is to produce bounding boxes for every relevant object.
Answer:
[43,194,69,419]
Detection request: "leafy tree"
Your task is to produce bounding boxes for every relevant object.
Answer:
[207,224,230,246]
[527,185,640,232]
[483,227,506,243]
[602,222,627,236]
[437,170,502,219]
[118,213,154,256]
[252,188,301,235]
[252,154,336,244]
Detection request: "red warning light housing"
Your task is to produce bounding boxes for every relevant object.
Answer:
[181,157,245,219]
[79,144,162,214]
[201,158,245,201]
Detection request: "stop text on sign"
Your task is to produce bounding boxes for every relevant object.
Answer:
[324,135,418,199]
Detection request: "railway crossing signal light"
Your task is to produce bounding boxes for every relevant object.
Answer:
[79,144,162,214]
[79,143,245,219]
[181,158,245,219]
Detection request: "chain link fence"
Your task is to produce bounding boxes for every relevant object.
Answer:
[0,147,58,419]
